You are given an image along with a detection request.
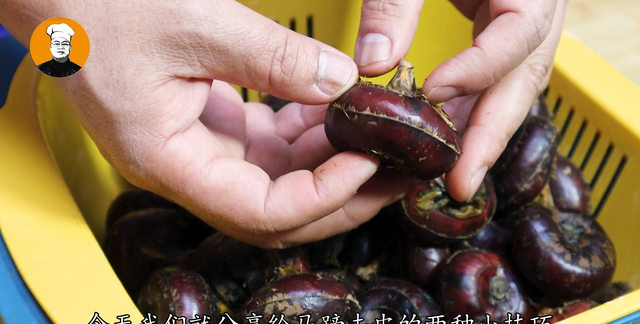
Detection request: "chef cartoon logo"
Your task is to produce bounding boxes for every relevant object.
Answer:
[30,17,89,78]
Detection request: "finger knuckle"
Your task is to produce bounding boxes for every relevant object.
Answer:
[496,129,514,155]
[523,7,554,49]
[257,34,305,89]
[243,216,280,242]
[362,0,406,19]
[522,54,552,95]
[254,196,280,235]
[462,43,501,91]
[342,204,374,230]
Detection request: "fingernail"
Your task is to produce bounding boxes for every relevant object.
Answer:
[317,50,356,96]
[426,86,459,103]
[354,33,392,67]
[362,158,380,179]
[468,166,488,201]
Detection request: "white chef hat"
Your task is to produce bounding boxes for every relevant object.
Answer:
[46,23,75,42]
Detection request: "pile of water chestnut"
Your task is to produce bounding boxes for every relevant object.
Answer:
[104,59,632,324]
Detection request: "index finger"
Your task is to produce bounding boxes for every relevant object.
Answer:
[423,0,557,103]
[146,119,384,241]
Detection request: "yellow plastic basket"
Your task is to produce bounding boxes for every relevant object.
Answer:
[1,1,640,323]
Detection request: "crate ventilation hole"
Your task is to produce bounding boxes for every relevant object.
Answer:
[543,88,627,218]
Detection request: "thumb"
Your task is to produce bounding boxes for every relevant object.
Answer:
[354,0,424,76]
[184,0,359,104]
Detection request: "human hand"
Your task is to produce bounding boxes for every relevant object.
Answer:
[353,0,568,202]
[0,0,408,248]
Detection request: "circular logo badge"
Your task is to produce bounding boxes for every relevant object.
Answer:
[30,17,89,78]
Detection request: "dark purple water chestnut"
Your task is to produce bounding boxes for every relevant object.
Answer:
[357,278,441,324]
[343,221,388,271]
[351,243,405,283]
[307,230,400,284]
[456,215,548,305]
[404,242,449,293]
[511,206,616,299]
[316,267,363,291]
[549,155,592,216]
[491,115,561,215]
[104,208,213,299]
[451,219,513,255]
[527,181,556,211]
[325,58,460,180]
[305,210,404,280]
[393,174,496,245]
[529,93,553,119]
[340,215,406,282]
[184,232,266,294]
[137,266,220,323]
[185,235,312,315]
[264,246,311,283]
[243,272,360,323]
[305,232,349,270]
[105,188,186,230]
[208,277,250,318]
[438,249,534,323]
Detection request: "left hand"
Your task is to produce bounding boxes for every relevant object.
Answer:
[353,0,568,202]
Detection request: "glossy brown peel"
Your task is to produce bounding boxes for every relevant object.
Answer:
[438,249,533,322]
[329,90,459,150]
[529,94,553,119]
[511,206,616,298]
[405,242,449,292]
[492,116,561,214]
[137,266,220,322]
[325,59,460,180]
[549,155,592,216]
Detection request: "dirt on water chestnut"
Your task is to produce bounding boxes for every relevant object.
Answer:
[264,246,311,283]
[325,58,460,180]
[315,267,363,291]
[305,211,405,282]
